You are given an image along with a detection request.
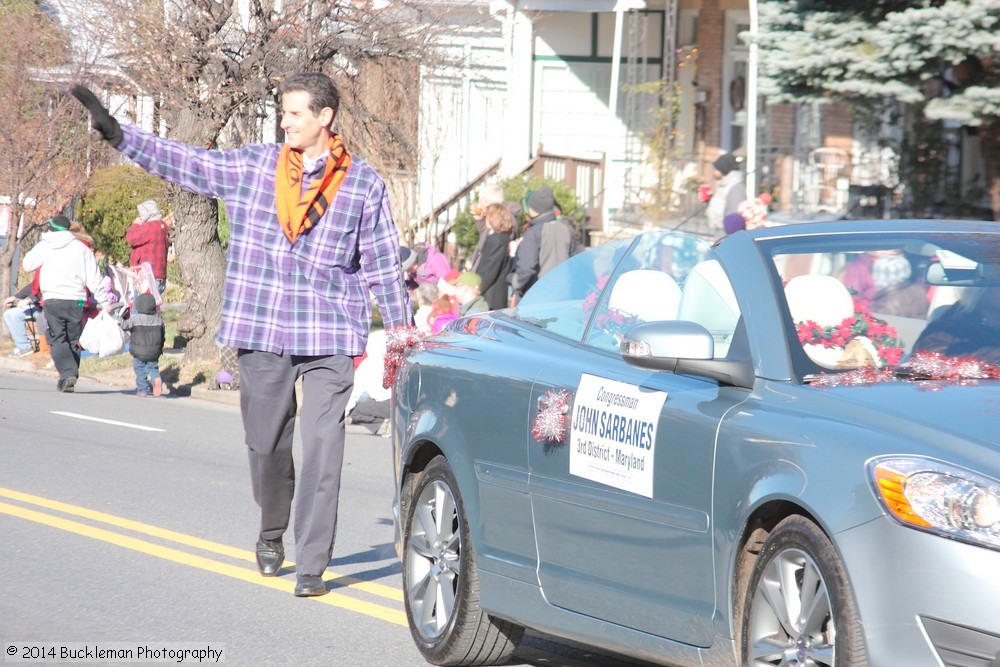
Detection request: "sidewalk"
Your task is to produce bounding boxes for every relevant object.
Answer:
[0,349,383,436]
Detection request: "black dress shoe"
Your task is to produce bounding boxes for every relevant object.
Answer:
[294,574,327,597]
[255,536,284,577]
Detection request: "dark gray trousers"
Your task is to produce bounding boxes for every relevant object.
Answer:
[44,299,84,383]
[238,350,355,576]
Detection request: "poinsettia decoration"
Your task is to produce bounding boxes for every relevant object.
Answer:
[796,294,904,367]
[581,274,609,316]
[583,275,640,344]
[532,389,571,443]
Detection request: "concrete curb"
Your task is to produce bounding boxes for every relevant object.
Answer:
[0,352,241,405]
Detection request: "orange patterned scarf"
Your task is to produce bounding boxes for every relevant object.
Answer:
[275,133,352,243]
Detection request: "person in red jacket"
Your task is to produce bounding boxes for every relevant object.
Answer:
[126,200,170,294]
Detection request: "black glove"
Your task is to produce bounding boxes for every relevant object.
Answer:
[71,85,123,147]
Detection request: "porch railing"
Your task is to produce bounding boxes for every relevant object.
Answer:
[412,149,604,246]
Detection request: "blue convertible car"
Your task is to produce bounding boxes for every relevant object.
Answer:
[390,220,1000,667]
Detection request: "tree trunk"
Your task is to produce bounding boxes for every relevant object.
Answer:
[1,234,15,298]
[0,240,15,345]
[171,188,226,364]
[1,202,28,343]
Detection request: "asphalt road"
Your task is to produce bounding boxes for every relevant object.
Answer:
[0,369,658,667]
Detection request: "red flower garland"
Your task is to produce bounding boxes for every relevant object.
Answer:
[583,275,640,342]
[795,295,904,367]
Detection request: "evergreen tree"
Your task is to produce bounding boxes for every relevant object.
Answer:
[756,0,1000,218]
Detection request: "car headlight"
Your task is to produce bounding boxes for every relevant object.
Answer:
[871,457,1000,551]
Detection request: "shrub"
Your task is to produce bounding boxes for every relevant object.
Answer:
[78,166,169,264]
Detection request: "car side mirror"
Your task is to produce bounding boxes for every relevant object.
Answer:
[621,321,714,362]
[621,321,755,388]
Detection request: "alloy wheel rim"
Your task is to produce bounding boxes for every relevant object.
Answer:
[747,548,835,666]
[406,479,462,641]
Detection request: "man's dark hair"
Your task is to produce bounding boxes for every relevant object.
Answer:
[279,72,341,122]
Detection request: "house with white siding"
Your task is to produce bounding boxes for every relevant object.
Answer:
[413,0,908,245]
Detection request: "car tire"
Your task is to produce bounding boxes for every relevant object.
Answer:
[740,515,867,667]
[402,455,524,666]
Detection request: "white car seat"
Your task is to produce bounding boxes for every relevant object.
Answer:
[784,274,858,368]
[678,260,740,357]
[608,270,682,323]
[784,274,854,328]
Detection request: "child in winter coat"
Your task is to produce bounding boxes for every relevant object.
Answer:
[428,295,458,334]
[121,293,165,397]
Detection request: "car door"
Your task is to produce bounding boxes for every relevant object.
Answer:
[526,240,750,646]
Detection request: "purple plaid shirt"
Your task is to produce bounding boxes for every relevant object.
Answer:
[118,125,412,356]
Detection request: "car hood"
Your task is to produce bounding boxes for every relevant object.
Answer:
[811,379,1000,455]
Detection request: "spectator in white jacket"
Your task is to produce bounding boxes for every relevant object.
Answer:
[22,215,111,392]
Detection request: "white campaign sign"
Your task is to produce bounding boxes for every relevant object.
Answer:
[568,374,668,498]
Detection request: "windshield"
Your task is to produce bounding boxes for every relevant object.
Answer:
[760,230,1000,383]
[510,231,712,345]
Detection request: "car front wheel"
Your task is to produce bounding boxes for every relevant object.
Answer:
[402,455,524,666]
[741,515,866,667]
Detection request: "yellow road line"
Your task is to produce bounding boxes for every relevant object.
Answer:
[0,501,408,627]
[0,487,402,602]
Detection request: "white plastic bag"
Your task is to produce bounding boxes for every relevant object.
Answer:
[80,311,127,358]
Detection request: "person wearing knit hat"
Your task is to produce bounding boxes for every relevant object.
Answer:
[48,214,71,231]
[526,186,556,217]
[706,152,747,234]
[737,194,771,230]
[137,199,161,222]
[398,246,417,273]
[448,271,482,288]
[22,215,112,392]
[511,185,580,299]
[436,268,462,311]
[869,253,928,318]
[723,212,746,235]
[450,271,489,316]
[713,153,740,177]
[120,292,166,397]
[871,253,912,293]
[127,199,170,294]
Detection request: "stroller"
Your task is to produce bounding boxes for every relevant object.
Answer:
[110,261,162,311]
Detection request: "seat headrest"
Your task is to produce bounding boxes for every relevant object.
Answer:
[608,270,681,323]
[785,275,854,327]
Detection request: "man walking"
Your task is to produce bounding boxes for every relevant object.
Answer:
[22,215,112,392]
[73,73,413,597]
[510,186,579,299]
[126,200,170,294]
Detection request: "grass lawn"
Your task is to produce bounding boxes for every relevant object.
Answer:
[79,305,184,373]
